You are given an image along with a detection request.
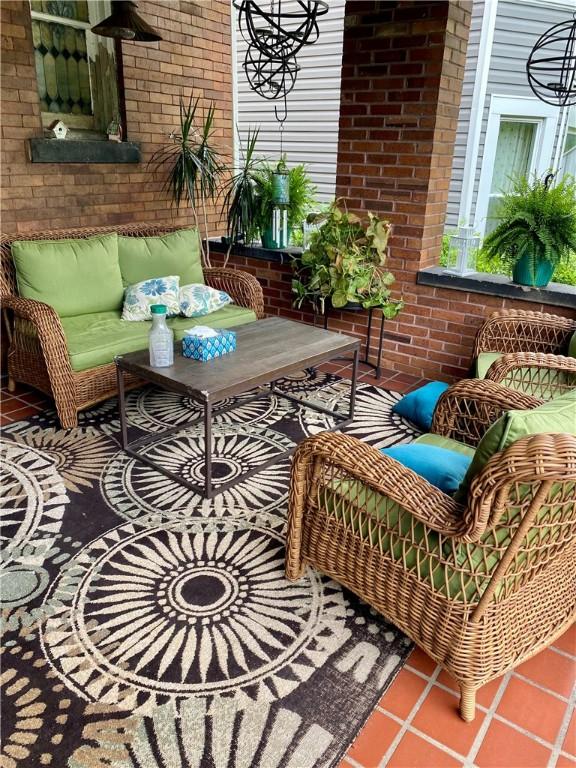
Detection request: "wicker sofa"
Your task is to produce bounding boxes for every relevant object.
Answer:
[474,308,576,399]
[0,223,265,428]
[285,379,576,721]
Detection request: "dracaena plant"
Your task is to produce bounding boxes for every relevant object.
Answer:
[482,173,576,284]
[149,94,225,267]
[292,199,403,317]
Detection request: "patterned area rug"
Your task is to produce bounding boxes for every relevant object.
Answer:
[1,370,420,768]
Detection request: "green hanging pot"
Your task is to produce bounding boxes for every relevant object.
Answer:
[512,253,555,288]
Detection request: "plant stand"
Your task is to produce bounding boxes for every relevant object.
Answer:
[322,304,385,378]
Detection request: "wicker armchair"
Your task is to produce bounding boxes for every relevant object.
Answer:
[285,379,576,721]
[1,224,265,428]
[473,309,576,399]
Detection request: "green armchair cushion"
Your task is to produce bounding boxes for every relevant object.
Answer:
[118,229,203,287]
[12,233,123,317]
[568,331,576,358]
[457,389,576,497]
[62,305,257,371]
[475,352,502,379]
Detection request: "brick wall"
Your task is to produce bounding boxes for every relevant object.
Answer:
[0,0,232,234]
[325,0,574,381]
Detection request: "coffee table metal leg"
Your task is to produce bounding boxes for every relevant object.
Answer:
[350,348,359,419]
[204,400,212,499]
[116,365,128,449]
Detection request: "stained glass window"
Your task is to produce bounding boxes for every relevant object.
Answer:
[30,1,89,22]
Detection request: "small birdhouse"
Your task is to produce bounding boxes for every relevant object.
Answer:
[49,120,68,140]
[107,115,122,143]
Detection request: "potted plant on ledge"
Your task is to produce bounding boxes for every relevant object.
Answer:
[482,173,576,288]
[292,200,404,318]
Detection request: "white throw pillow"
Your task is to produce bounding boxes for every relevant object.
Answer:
[179,284,232,318]
[122,275,180,321]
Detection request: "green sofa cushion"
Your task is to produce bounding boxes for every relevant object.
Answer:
[62,305,257,371]
[12,233,123,318]
[475,351,501,379]
[413,433,476,458]
[568,331,576,358]
[118,229,203,287]
[458,389,576,497]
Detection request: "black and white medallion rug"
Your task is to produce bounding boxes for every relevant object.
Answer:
[1,370,421,768]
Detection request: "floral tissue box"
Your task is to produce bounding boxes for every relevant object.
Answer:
[182,327,237,361]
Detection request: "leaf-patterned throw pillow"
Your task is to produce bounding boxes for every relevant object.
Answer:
[179,284,232,318]
[122,275,180,321]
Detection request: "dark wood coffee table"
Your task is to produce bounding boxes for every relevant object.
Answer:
[115,316,360,498]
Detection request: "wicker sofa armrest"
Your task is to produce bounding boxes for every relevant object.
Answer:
[431,379,542,447]
[288,431,466,539]
[203,267,265,319]
[484,352,576,399]
[473,309,575,358]
[2,293,74,386]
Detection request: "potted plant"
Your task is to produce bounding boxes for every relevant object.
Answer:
[220,127,263,265]
[254,159,317,248]
[149,94,224,267]
[482,173,576,288]
[292,200,403,318]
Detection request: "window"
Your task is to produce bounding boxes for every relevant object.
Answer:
[559,107,576,180]
[30,0,120,134]
[475,95,559,237]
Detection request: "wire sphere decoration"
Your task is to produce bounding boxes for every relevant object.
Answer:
[244,41,300,100]
[234,0,329,61]
[526,16,576,107]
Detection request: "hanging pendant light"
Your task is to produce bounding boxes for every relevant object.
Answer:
[91,0,162,42]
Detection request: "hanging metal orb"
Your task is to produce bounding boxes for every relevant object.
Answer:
[526,16,576,107]
[234,0,328,60]
[244,42,299,100]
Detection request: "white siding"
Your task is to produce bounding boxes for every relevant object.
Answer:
[446,0,573,229]
[234,0,346,201]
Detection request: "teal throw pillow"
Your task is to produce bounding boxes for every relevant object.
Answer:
[381,444,472,494]
[392,381,450,430]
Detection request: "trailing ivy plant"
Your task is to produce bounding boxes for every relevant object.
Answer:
[483,173,576,284]
[292,200,403,317]
[149,94,225,267]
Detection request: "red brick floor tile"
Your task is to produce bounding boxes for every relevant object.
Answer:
[474,720,551,767]
[2,405,40,421]
[496,676,567,743]
[0,397,22,413]
[554,625,576,658]
[557,754,576,767]
[347,710,401,768]
[405,647,437,677]
[388,732,462,768]
[379,669,428,720]
[411,686,484,755]
[564,709,576,756]
[515,648,575,698]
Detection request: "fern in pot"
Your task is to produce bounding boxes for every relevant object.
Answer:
[483,174,576,288]
[292,200,403,317]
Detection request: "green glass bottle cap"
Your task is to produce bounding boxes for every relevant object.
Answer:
[150,304,167,314]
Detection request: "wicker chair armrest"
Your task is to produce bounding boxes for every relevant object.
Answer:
[289,431,466,537]
[473,309,575,357]
[203,267,265,319]
[431,379,542,447]
[486,352,576,380]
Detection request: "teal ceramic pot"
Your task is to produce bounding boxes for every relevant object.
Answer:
[512,253,555,288]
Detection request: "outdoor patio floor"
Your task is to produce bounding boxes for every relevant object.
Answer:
[1,373,574,768]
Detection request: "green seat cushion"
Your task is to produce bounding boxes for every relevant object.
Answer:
[458,389,576,497]
[568,331,576,358]
[12,233,123,317]
[475,351,502,378]
[62,305,257,371]
[413,433,475,458]
[119,229,203,287]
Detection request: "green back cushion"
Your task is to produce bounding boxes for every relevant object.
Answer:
[458,390,576,496]
[475,352,502,379]
[12,233,123,317]
[118,229,203,286]
[568,331,576,358]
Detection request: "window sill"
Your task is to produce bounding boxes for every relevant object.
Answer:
[27,138,141,164]
[209,238,302,264]
[416,267,576,309]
